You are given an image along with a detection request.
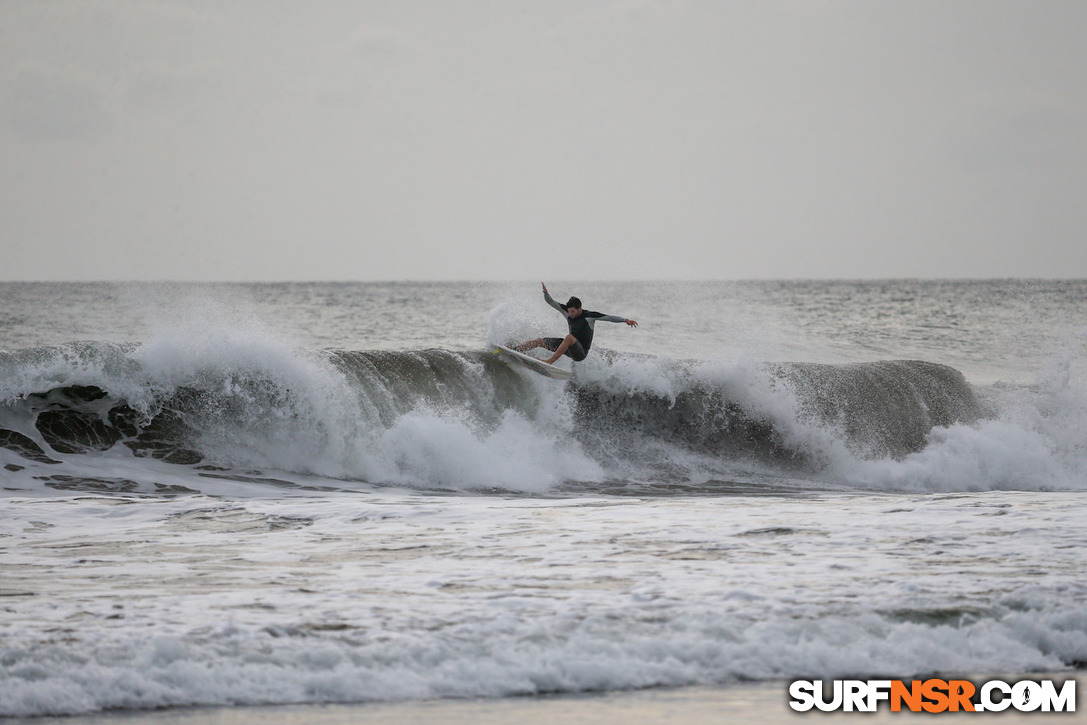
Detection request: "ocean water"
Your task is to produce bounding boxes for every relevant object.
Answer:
[1,280,1085,717]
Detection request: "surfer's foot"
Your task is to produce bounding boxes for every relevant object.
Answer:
[545,354,560,364]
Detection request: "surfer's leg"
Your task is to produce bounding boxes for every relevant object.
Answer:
[545,335,578,364]
[514,338,544,352]
[517,337,564,354]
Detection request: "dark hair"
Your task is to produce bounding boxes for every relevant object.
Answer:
[565,296,582,310]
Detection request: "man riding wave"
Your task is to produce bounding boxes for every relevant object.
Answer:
[515,283,638,364]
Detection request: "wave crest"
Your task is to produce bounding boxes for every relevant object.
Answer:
[2,341,1076,493]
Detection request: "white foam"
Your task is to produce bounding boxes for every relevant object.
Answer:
[359,407,604,491]
[1,491,1084,717]
[835,346,1087,492]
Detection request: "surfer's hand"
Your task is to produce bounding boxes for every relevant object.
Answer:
[541,282,548,294]
[626,319,638,328]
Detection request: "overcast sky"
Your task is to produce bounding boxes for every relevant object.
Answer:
[2,1,1085,281]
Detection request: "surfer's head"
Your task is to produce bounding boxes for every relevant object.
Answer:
[565,297,582,317]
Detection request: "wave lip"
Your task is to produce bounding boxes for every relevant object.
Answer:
[778,359,985,460]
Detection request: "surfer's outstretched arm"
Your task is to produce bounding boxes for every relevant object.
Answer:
[585,311,638,327]
[542,284,568,315]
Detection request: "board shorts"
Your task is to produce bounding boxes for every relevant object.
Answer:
[542,337,587,362]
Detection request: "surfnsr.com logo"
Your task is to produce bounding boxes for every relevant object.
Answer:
[789,679,1076,713]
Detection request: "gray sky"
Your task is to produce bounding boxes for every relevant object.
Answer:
[2,1,1085,281]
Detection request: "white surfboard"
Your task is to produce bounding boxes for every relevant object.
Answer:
[492,345,573,380]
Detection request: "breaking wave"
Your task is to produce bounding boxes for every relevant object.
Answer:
[0,336,1082,493]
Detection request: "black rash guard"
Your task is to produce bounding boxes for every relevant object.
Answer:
[543,290,627,353]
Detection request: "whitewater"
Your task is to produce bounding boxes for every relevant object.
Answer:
[1,280,1085,717]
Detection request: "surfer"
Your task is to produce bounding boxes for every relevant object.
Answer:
[516,283,638,364]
